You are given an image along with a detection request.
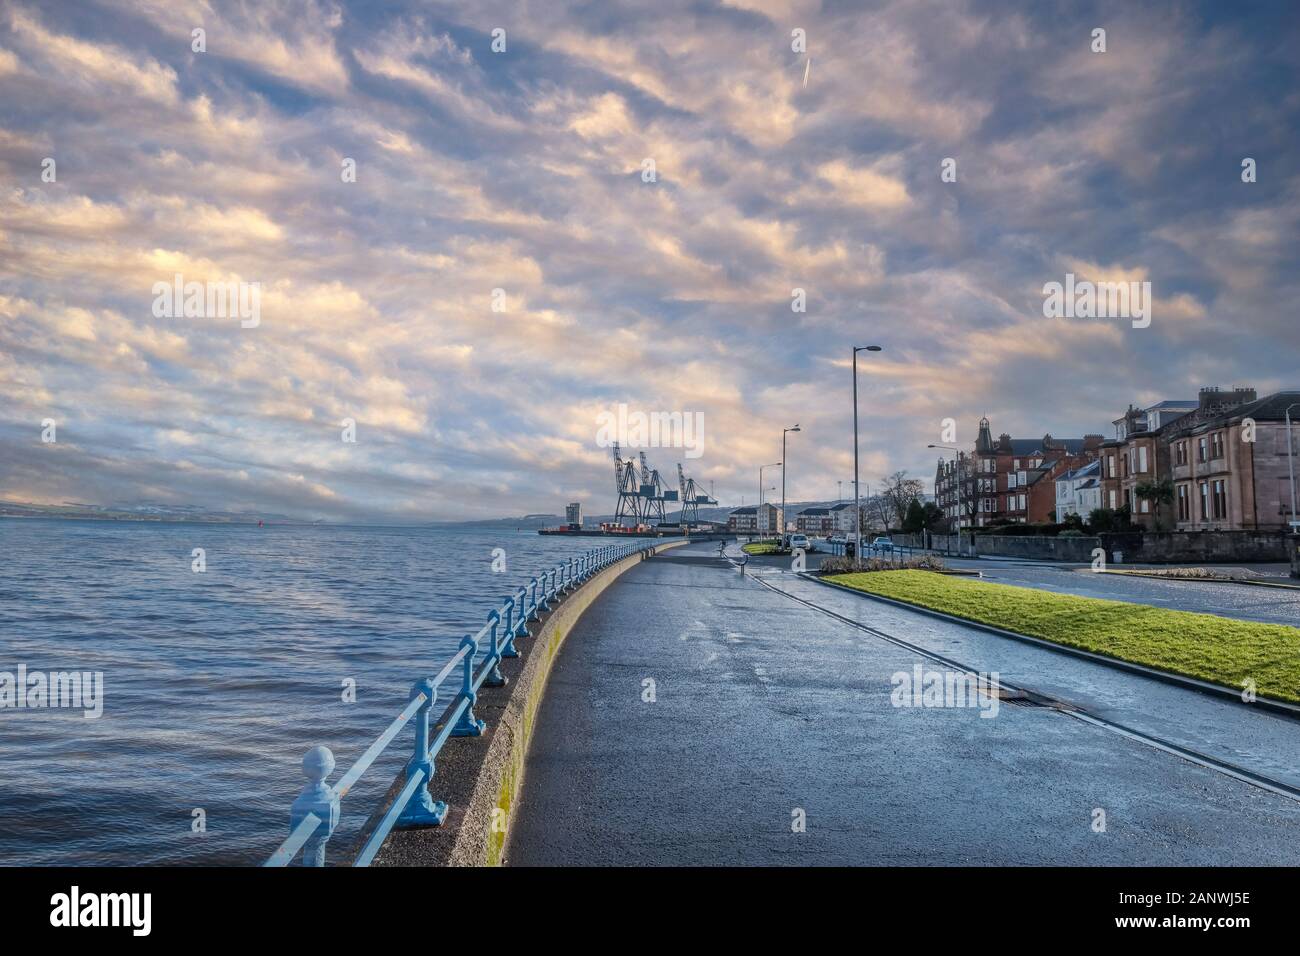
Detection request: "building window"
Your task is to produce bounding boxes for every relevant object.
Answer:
[1177,484,1189,521]
[1175,442,1187,466]
[1108,490,1118,509]
[1138,446,1148,473]
[1198,437,1208,463]
[1199,482,1209,520]
[1211,432,1224,460]
[1212,480,1226,519]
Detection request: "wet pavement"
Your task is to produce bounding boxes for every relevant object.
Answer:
[505,543,1300,866]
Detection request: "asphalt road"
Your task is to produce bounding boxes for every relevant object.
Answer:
[504,544,1300,866]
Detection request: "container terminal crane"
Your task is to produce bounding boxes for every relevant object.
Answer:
[538,443,717,536]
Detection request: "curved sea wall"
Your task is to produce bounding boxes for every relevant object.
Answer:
[363,539,687,866]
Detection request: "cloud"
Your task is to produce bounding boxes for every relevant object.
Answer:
[1,0,1297,520]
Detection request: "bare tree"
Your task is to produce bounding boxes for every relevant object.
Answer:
[879,471,924,530]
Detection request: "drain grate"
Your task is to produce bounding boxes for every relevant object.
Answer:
[980,684,1059,708]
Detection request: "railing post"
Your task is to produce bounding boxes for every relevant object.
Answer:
[289,746,339,866]
[483,611,507,686]
[501,601,521,655]
[451,635,486,737]
[396,678,447,827]
[513,587,529,637]
[535,574,550,613]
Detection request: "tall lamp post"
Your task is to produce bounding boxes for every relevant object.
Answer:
[759,462,781,539]
[929,443,964,556]
[853,345,883,566]
[782,426,800,545]
[1286,404,1300,532]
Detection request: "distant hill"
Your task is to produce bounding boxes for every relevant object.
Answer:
[0,500,299,523]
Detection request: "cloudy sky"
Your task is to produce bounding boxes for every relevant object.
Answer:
[2,0,1297,521]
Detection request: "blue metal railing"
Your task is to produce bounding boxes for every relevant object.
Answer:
[263,540,659,867]
[826,540,915,565]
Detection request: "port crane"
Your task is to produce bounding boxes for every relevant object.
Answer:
[676,463,716,527]
[637,451,671,524]
[612,445,709,528]
[612,443,643,526]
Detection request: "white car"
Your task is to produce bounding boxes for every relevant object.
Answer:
[789,534,810,551]
[870,536,894,553]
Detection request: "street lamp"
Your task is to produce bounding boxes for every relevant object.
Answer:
[1286,404,1300,531]
[853,345,883,566]
[782,426,800,545]
[759,462,781,539]
[929,443,965,556]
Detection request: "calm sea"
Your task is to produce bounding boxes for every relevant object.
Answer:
[0,518,607,865]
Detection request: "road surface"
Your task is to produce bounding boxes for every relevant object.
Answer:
[504,544,1300,865]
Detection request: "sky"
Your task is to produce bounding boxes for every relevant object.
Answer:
[1,0,1298,522]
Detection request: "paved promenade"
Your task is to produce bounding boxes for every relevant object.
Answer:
[505,543,1300,866]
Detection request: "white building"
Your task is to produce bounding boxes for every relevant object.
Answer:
[1054,460,1102,520]
[830,502,856,533]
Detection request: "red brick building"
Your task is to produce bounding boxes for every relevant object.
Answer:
[934,418,1103,529]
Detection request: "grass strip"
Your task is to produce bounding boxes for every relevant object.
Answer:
[825,569,1300,704]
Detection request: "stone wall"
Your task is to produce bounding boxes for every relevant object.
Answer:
[894,530,1290,563]
[1097,530,1289,563]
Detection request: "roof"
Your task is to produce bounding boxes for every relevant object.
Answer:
[730,506,757,515]
[1078,479,1100,489]
[986,437,1091,456]
[1147,400,1196,410]
[1059,460,1101,481]
[799,506,831,516]
[829,502,854,511]
[1165,390,1300,438]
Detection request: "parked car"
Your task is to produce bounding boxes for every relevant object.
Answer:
[870,536,894,553]
[789,534,811,551]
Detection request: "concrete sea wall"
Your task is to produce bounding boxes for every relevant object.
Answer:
[364,539,687,866]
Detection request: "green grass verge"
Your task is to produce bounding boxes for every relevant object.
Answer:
[825,569,1300,704]
[742,542,782,555]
